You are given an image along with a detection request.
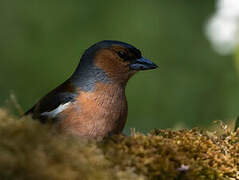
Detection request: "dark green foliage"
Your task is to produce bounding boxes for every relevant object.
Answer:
[0,108,238,179]
[234,116,239,131]
[1,1,239,132]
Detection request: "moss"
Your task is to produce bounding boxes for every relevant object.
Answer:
[0,108,238,180]
[0,109,142,180]
[103,129,238,180]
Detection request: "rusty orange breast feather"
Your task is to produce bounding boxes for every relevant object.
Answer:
[58,82,128,137]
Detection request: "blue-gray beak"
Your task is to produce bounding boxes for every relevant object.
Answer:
[129,57,158,70]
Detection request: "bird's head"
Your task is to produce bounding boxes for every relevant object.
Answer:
[73,40,158,88]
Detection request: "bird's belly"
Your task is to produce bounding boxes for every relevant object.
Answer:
[59,90,127,138]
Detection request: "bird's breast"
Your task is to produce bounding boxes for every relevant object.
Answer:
[59,83,128,138]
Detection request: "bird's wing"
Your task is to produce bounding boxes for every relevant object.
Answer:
[25,81,77,122]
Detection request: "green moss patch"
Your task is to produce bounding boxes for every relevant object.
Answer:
[0,108,238,180]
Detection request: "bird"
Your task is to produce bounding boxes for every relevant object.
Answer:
[25,40,158,138]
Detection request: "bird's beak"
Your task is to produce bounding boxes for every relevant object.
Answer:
[129,57,158,70]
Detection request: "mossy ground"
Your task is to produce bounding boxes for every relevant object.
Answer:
[0,108,238,180]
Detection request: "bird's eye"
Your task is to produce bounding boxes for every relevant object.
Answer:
[117,51,128,61]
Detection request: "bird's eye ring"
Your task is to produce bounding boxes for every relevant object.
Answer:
[117,51,128,60]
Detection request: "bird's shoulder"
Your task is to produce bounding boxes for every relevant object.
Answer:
[25,80,78,121]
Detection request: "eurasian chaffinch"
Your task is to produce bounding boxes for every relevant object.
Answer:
[25,40,158,138]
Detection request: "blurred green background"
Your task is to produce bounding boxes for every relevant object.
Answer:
[1,0,239,133]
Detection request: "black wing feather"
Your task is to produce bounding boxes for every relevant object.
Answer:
[24,80,77,122]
